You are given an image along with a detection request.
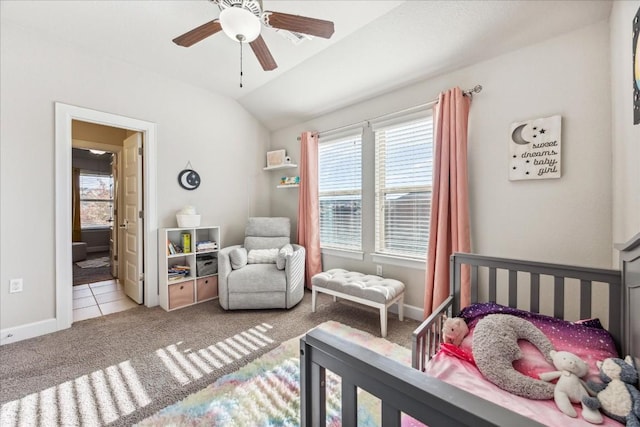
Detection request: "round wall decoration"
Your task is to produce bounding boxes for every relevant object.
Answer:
[178,165,201,191]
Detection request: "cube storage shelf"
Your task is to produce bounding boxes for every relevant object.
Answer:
[159,226,220,311]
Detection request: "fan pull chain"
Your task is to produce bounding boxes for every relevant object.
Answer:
[239,40,243,88]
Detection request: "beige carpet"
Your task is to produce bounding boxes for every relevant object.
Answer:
[0,291,419,426]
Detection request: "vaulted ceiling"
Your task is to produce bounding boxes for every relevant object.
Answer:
[1,1,612,130]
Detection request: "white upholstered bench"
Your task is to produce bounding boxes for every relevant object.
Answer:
[311,269,405,337]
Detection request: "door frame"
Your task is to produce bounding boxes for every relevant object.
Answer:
[55,103,158,331]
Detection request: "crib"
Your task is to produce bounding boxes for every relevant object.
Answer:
[412,252,624,371]
[300,233,640,426]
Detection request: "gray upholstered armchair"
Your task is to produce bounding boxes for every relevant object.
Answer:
[218,217,306,310]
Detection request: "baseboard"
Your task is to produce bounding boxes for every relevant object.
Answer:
[0,318,59,346]
[389,303,423,322]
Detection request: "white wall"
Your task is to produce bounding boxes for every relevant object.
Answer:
[0,22,272,330]
[271,20,613,310]
[611,0,640,261]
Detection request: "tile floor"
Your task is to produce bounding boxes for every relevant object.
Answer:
[73,279,138,322]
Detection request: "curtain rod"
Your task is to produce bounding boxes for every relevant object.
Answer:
[296,85,482,140]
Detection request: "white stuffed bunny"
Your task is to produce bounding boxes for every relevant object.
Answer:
[540,350,603,424]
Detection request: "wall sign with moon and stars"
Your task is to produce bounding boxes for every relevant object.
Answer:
[177,161,201,190]
[509,115,561,181]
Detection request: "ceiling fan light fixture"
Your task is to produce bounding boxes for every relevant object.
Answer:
[219,7,261,43]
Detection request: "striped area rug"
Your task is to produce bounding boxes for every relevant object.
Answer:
[136,320,411,426]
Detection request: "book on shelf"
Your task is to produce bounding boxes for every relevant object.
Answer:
[196,240,218,251]
[167,240,176,255]
[182,233,191,253]
[168,265,190,272]
[168,264,190,280]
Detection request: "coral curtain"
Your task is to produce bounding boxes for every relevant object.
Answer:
[423,87,471,318]
[297,131,322,288]
[72,167,82,242]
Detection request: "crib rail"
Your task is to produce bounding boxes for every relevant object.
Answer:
[412,253,623,371]
[411,295,453,371]
[300,328,544,427]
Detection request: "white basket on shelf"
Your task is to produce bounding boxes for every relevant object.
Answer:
[176,214,201,228]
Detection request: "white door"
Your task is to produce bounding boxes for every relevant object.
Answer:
[121,133,143,304]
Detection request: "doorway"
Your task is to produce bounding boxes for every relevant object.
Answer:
[55,103,158,332]
[72,146,117,287]
[71,135,139,322]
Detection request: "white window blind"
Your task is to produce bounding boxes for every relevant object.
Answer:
[80,172,114,228]
[318,132,362,250]
[374,114,433,258]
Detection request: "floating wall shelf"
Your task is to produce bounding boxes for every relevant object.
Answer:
[263,164,298,171]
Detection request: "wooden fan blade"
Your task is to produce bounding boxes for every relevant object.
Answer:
[250,35,277,71]
[173,20,222,47]
[264,11,334,39]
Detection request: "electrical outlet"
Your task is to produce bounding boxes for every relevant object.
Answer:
[9,278,23,293]
[376,265,383,276]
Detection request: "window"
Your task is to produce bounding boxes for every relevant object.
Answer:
[374,114,433,258]
[318,132,362,251]
[80,172,114,228]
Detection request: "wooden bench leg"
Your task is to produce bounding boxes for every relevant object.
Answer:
[398,295,404,321]
[312,288,317,313]
[380,307,388,338]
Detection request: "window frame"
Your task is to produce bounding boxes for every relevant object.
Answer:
[79,171,114,230]
[373,112,434,260]
[317,131,363,252]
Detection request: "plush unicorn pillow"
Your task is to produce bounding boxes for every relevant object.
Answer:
[471,313,555,399]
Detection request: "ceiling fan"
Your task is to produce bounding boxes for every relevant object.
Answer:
[172,0,335,72]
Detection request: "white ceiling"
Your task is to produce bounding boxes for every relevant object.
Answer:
[1,0,612,131]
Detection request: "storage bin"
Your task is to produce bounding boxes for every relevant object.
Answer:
[196,255,217,276]
[168,281,194,310]
[197,276,218,301]
[176,214,201,227]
